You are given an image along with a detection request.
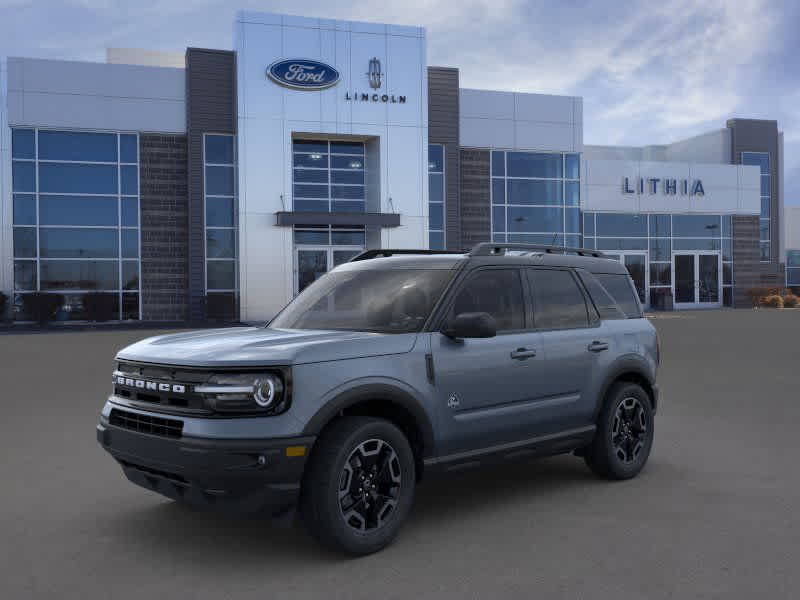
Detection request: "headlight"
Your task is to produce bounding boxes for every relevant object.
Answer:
[195,372,287,415]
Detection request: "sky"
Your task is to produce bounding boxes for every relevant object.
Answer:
[1,0,798,204]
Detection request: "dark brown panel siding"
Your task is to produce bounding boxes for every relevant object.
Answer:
[732,215,762,307]
[186,48,237,322]
[139,134,189,321]
[428,67,461,250]
[460,149,491,249]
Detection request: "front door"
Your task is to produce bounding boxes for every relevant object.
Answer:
[604,252,648,308]
[295,247,362,294]
[672,252,721,309]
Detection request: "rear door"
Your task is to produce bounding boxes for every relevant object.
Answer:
[525,268,608,433]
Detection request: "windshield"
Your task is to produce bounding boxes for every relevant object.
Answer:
[270,268,455,333]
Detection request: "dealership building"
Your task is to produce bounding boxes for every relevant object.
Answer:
[0,11,794,323]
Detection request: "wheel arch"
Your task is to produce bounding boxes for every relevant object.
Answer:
[595,358,657,418]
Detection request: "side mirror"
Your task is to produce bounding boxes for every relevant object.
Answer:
[442,312,497,339]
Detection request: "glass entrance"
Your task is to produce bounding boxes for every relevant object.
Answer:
[295,247,362,294]
[672,252,721,308]
[604,252,648,307]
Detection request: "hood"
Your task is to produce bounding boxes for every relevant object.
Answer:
[115,327,418,367]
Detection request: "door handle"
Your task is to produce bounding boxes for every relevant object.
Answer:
[510,347,537,360]
[588,341,609,352]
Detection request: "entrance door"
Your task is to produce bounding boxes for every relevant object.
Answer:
[672,252,721,308]
[604,252,648,308]
[295,247,362,294]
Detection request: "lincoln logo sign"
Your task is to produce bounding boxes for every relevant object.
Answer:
[623,177,705,196]
[266,59,340,90]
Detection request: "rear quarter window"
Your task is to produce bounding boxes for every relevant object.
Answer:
[594,273,643,318]
[577,270,626,320]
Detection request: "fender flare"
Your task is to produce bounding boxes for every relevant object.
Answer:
[302,383,436,458]
[595,355,657,418]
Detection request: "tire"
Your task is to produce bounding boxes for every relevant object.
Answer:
[584,382,654,480]
[300,416,416,556]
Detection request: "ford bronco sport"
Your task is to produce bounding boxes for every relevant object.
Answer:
[97,242,659,555]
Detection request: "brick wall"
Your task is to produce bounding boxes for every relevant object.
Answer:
[139,134,189,321]
[460,149,491,249]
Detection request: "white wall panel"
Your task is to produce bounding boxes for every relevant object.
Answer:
[460,89,514,120]
[514,121,574,152]
[460,117,514,149]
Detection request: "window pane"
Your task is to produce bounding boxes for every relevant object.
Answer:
[331,200,365,213]
[649,238,671,261]
[331,170,364,185]
[330,141,364,155]
[596,238,647,251]
[293,140,328,154]
[39,163,118,194]
[565,208,580,233]
[760,175,770,197]
[428,144,444,172]
[122,261,139,290]
[565,181,579,206]
[122,229,139,258]
[507,179,562,205]
[565,234,581,248]
[293,168,328,183]
[528,269,588,329]
[492,179,505,205]
[507,206,563,232]
[121,198,139,227]
[761,197,770,218]
[40,260,119,290]
[38,131,117,162]
[207,229,236,258]
[331,230,366,245]
[121,165,138,195]
[721,215,732,237]
[741,152,769,174]
[492,233,507,243]
[40,195,118,226]
[492,206,505,233]
[122,293,140,320]
[205,135,234,164]
[206,197,234,227]
[507,152,562,178]
[577,270,625,320]
[120,134,138,163]
[13,227,37,258]
[595,273,642,318]
[14,261,37,291]
[12,129,35,159]
[491,151,505,177]
[331,185,364,200]
[760,242,770,261]
[673,214,721,237]
[13,194,36,225]
[294,153,329,168]
[451,270,525,331]
[294,183,329,199]
[206,166,235,195]
[723,287,732,307]
[429,202,444,230]
[673,238,720,251]
[429,231,444,250]
[294,229,329,244]
[40,228,118,258]
[12,161,35,192]
[295,199,329,212]
[509,233,564,245]
[649,214,671,237]
[787,251,800,268]
[759,219,770,241]
[331,155,363,170]
[788,268,800,285]
[723,263,732,285]
[650,263,671,286]
[207,260,236,290]
[596,213,647,237]
[565,154,580,179]
[429,173,444,204]
[583,213,595,236]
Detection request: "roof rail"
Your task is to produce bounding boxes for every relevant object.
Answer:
[469,242,605,258]
[349,248,460,262]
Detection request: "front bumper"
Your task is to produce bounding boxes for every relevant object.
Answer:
[97,416,315,516]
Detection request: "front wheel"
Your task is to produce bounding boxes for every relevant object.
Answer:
[584,382,654,480]
[300,417,415,555]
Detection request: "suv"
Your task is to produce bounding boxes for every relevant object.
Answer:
[97,243,659,555]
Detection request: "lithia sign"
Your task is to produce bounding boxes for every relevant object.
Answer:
[623,177,705,196]
[267,57,407,103]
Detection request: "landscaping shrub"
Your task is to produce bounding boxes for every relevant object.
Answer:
[782,294,799,308]
[83,292,118,322]
[762,295,784,309]
[21,293,64,324]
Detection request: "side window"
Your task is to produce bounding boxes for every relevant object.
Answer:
[527,269,590,329]
[449,269,525,331]
[594,273,643,318]
[576,270,626,320]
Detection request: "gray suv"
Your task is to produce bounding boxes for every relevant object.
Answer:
[97,243,659,555]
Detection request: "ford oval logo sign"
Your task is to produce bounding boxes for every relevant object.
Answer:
[267,59,340,90]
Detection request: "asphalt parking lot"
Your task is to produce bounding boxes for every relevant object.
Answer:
[2,309,799,599]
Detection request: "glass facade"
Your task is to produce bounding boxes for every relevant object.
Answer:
[292,140,365,213]
[742,152,770,261]
[491,150,580,247]
[583,213,734,307]
[204,134,238,295]
[787,250,800,289]
[11,128,140,320]
[428,144,445,249]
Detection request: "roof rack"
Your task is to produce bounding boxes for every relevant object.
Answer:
[349,249,460,262]
[468,242,605,258]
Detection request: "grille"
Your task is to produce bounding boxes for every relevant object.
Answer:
[109,408,184,439]
[113,362,210,413]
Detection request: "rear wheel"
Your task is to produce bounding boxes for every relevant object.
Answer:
[300,417,415,555]
[584,382,654,480]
